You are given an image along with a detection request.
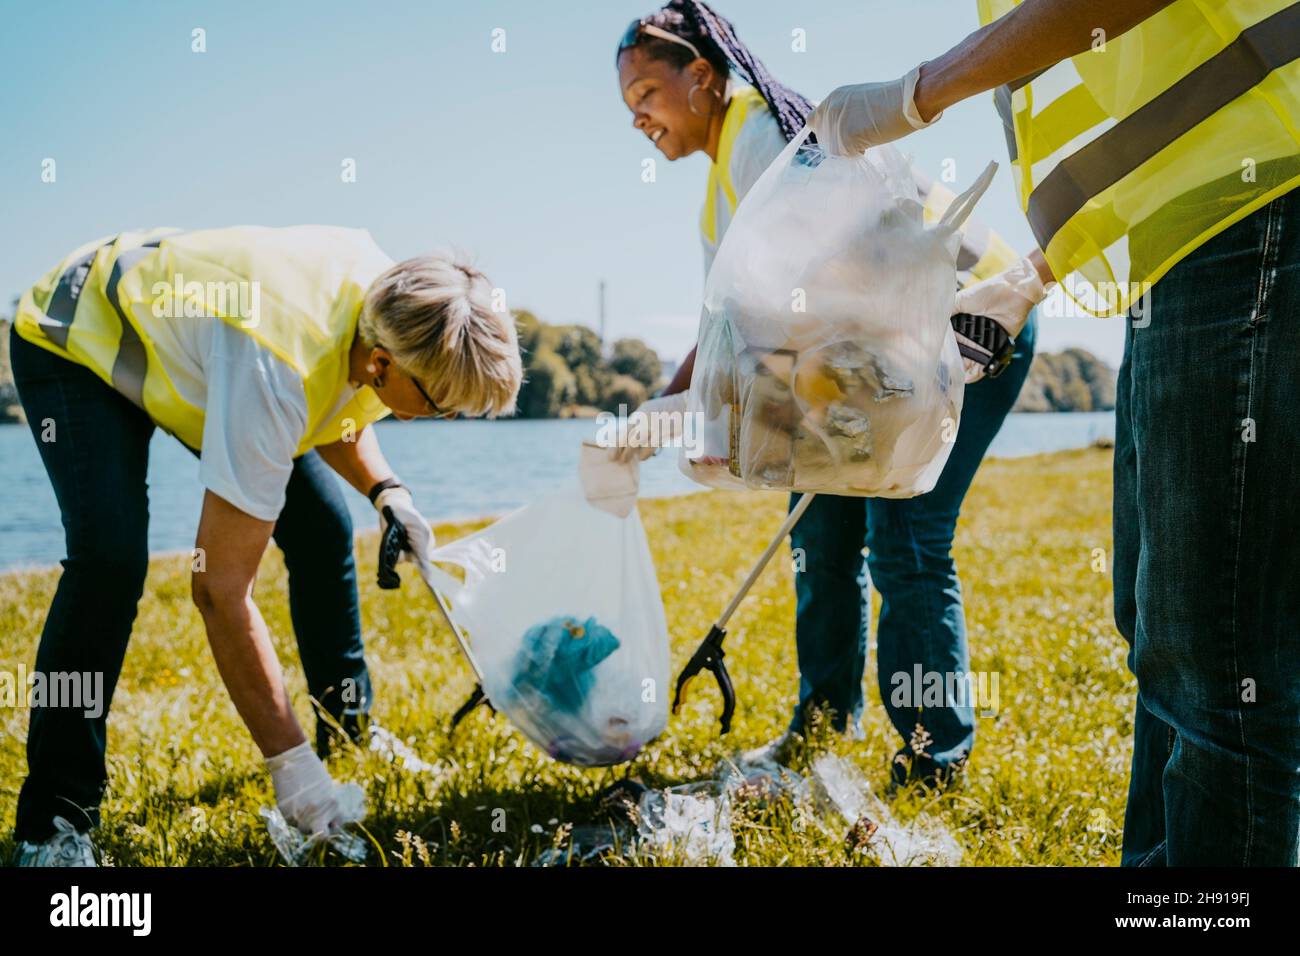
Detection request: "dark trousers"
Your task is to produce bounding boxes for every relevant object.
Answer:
[9,326,371,843]
[1115,189,1300,866]
[788,313,1036,777]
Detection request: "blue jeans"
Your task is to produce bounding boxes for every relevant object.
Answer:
[1116,188,1300,866]
[787,313,1036,776]
[9,326,372,843]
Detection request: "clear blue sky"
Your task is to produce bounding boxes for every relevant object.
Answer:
[0,0,1124,365]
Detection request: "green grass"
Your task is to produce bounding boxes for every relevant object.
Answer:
[0,446,1129,866]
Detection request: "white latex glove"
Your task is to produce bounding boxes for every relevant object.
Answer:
[611,391,691,464]
[953,256,1049,384]
[809,65,940,156]
[375,486,435,572]
[266,741,367,839]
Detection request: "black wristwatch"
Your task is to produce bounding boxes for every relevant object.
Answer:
[367,477,404,506]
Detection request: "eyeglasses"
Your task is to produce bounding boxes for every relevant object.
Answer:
[375,342,458,419]
[407,372,458,420]
[617,18,702,63]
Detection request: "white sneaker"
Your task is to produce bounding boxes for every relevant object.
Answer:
[13,815,98,867]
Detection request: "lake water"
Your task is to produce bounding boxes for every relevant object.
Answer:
[0,412,1115,571]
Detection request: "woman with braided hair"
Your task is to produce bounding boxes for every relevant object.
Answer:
[615,0,1039,785]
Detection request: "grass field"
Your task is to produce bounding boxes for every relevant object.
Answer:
[0,446,1130,866]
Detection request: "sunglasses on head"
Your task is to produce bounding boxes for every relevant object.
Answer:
[617,18,702,64]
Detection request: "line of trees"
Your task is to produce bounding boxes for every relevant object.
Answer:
[513,310,664,419]
[0,304,1118,423]
[0,318,19,424]
[0,307,671,424]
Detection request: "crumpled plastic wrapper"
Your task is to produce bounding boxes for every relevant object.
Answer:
[531,752,963,867]
[259,789,368,867]
[809,754,962,866]
[636,784,736,867]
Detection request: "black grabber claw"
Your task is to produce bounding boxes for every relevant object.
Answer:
[449,683,493,731]
[672,624,737,735]
[951,311,1016,379]
[377,505,407,590]
[671,492,817,737]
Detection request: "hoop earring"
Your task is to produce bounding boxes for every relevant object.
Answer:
[688,82,721,117]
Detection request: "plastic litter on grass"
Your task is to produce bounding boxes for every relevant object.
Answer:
[810,754,962,866]
[530,751,963,867]
[260,803,368,866]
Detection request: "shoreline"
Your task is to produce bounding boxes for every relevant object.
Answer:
[0,485,713,577]
[0,446,1110,576]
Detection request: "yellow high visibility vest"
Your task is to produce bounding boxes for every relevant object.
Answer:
[701,86,769,246]
[703,88,1018,284]
[979,0,1300,315]
[14,225,393,454]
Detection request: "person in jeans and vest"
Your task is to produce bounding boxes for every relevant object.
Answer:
[8,225,523,865]
[614,0,1041,785]
[812,0,1300,865]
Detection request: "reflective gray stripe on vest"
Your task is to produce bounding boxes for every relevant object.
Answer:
[994,67,1048,164]
[993,85,1018,163]
[41,247,101,349]
[1025,3,1300,251]
[105,242,162,410]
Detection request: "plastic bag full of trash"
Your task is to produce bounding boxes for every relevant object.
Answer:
[423,486,670,767]
[683,126,997,499]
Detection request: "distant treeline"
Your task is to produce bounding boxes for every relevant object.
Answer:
[0,313,669,425]
[513,311,664,418]
[0,314,1116,424]
[0,320,17,424]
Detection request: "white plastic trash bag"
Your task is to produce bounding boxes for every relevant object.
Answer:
[683,127,996,498]
[423,486,670,767]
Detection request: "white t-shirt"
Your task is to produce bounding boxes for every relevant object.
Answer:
[147,315,312,521]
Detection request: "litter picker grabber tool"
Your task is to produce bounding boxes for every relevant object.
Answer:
[672,491,817,735]
[377,507,493,730]
[951,311,1016,379]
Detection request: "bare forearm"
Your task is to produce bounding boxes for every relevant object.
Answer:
[198,590,304,757]
[913,0,1179,121]
[1027,247,1056,286]
[663,346,696,397]
[192,490,301,758]
[317,425,395,496]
